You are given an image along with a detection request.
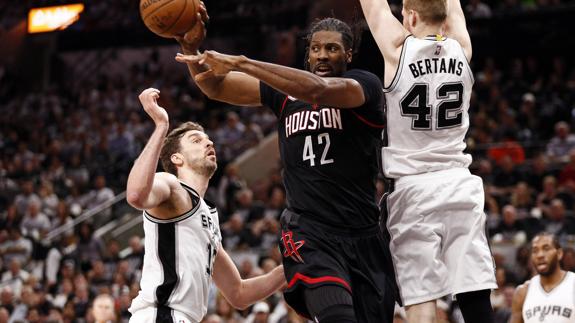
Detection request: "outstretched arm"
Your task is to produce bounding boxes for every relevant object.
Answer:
[126,89,179,211]
[179,51,367,108]
[212,248,286,310]
[359,0,409,85]
[174,3,262,107]
[444,0,472,61]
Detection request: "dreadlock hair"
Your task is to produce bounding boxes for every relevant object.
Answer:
[303,17,362,70]
[159,121,205,176]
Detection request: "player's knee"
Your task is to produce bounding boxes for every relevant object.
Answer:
[304,285,357,323]
[315,304,356,323]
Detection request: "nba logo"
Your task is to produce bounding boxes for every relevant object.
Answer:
[434,45,442,55]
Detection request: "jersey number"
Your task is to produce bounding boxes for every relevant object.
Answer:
[303,133,334,167]
[400,82,464,130]
[206,243,217,275]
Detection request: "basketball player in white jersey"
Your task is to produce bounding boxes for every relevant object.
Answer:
[126,88,286,323]
[511,233,575,323]
[359,0,496,322]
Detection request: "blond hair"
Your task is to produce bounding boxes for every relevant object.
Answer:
[404,0,447,24]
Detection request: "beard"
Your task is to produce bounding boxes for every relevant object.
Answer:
[537,256,559,277]
[190,157,217,178]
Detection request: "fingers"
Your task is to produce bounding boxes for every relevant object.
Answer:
[198,3,209,23]
[175,53,202,64]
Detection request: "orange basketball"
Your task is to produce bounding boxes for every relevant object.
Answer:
[140,0,200,38]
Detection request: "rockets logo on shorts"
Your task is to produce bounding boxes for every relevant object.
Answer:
[281,230,305,263]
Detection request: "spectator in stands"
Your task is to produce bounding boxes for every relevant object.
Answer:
[510,182,535,218]
[74,223,105,270]
[91,293,117,323]
[559,148,575,188]
[1,228,33,266]
[123,236,143,274]
[1,259,30,299]
[13,180,40,217]
[85,175,114,220]
[466,0,493,17]
[543,198,575,237]
[561,247,575,272]
[20,199,51,238]
[525,153,553,192]
[221,213,252,251]
[493,155,524,195]
[547,121,575,163]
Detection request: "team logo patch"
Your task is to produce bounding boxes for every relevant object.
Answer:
[434,45,442,55]
[281,230,305,263]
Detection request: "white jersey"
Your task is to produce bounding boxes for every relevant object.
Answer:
[382,35,474,178]
[523,272,575,323]
[129,181,221,322]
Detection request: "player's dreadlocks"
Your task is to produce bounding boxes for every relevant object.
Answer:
[303,16,362,70]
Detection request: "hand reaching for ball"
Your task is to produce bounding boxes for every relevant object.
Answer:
[174,1,209,53]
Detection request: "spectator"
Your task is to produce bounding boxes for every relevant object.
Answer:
[20,199,51,238]
[466,0,493,18]
[547,121,575,163]
[91,293,117,323]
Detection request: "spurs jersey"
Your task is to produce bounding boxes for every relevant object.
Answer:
[129,181,221,322]
[523,272,575,323]
[382,35,474,178]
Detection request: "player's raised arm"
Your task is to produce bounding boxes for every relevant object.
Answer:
[445,0,472,61]
[359,0,409,73]
[126,88,179,211]
[509,283,528,323]
[212,248,286,310]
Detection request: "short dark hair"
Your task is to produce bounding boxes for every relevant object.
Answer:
[159,122,204,175]
[532,232,561,249]
[304,17,359,70]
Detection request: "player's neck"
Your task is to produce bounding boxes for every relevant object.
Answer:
[412,24,444,39]
[540,269,567,291]
[177,170,209,197]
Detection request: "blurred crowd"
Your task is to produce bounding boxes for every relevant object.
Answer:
[0,2,575,322]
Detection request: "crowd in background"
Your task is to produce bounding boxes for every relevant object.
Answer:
[1,1,575,322]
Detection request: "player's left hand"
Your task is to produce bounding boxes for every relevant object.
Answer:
[174,1,209,53]
[197,50,240,76]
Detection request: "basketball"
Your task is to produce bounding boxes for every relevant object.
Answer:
[140,0,201,38]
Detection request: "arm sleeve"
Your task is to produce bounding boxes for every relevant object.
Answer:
[259,81,288,118]
[344,69,385,126]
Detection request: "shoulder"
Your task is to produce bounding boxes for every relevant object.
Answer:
[344,69,382,84]
[513,280,531,304]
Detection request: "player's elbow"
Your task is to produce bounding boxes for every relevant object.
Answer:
[226,292,249,310]
[126,191,146,210]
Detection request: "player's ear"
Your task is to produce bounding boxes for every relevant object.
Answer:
[346,49,352,63]
[171,153,184,168]
[558,248,564,262]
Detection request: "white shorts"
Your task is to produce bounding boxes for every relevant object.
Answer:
[129,307,198,323]
[386,168,496,306]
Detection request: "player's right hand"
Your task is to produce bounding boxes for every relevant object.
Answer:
[138,88,168,127]
[174,1,209,54]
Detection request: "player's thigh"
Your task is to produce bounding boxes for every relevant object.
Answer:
[349,233,398,323]
[442,175,496,293]
[386,184,450,305]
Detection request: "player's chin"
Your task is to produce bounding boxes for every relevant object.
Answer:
[313,70,334,77]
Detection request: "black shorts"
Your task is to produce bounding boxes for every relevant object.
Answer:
[279,209,399,323]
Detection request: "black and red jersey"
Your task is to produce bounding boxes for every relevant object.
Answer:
[260,69,385,228]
